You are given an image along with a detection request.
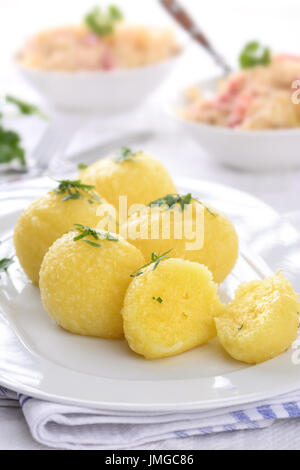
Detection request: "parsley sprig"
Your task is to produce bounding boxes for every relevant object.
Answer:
[84,4,123,37]
[0,257,14,275]
[130,249,173,278]
[0,125,26,166]
[149,193,192,211]
[73,224,118,247]
[149,193,217,217]
[54,180,101,203]
[0,94,46,167]
[5,95,48,120]
[152,296,163,303]
[239,41,271,69]
[114,147,140,164]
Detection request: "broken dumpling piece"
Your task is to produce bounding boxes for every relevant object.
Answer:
[14,180,115,286]
[121,194,239,283]
[79,148,177,209]
[215,272,300,364]
[39,225,145,339]
[122,257,224,359]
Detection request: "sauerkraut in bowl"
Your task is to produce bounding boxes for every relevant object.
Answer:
[167,42,300,171]
[182,42,300,131]
[16,5,182,112]
[17,5,180,72]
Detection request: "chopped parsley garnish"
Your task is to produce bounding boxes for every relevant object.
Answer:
[0,94,47,167]
[114,147,140,163]
[0,257,14,274]
[83,240,102,248]
[73,224,118,247]
[152,296,163,304]
[239,41,271,69]
[199,203,217,218]
[149,193,217,216]
[5,95,48,120]
[238,323,244,331]
[104,232,119,241]
[130,249,173,278]
[78,163,89,170]
[84,4,123,37]
[0,125,26,166]
[149,193,192,211]
[54,180,101,203]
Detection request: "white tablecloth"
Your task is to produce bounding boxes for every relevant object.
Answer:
[2,404,300,450]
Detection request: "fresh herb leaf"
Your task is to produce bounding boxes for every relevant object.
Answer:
[84,4,123,37]
[73,224,118,247]
[83,240,102,248]
[92,192,102,203]
[54,179,101,204]
[55,179,95,193]
[130,249,173,278]
[195,200,217,217]
[104,232,119,242]
[0,257,14,274]
[0,125,26,166]
[239,41,271,69]
[149,193,192,211]
[153,296,163,303]
[62,191,81,202]
[78,163,88,170]
[114,147,140,163]
[238,323,244,331]
[108,4,123,20]
[73,224,100,242]
[148,193,217,216]
[5,95,48,120]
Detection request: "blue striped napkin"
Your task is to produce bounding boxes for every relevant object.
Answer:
[1,386,300,449]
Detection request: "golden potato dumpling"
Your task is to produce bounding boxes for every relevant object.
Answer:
[80,150,177,209]
[121,195,239,283]
[14,181,115,285]
[40,229,145,339]
[122,258,224,359]
[215,272,300,364]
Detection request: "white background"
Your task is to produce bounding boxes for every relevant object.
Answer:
[1,0,300,75]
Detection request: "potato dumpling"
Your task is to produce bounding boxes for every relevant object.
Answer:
[122,258,224,359]
[121,195,239,283]
[14,181,115,286]
[40,228,145,339]
[215,272,300,364]
[80,149,177,209]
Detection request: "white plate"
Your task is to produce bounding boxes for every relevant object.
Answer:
[166,77,300,171]
[0,177,300,412]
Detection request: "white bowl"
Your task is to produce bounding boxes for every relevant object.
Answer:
[167,77,300,172]
[17,54,181,114]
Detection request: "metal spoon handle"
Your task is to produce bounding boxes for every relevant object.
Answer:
[160,0,231,73]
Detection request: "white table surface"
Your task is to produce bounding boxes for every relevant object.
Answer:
[1,0,300,450]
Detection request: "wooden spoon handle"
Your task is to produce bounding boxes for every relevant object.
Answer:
[160,0,231,73]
